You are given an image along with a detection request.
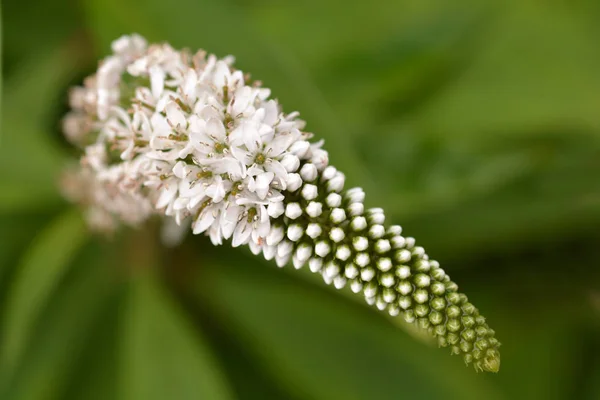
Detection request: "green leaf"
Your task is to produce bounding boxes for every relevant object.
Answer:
[0,242,119,400]
[316,10,489,127]
[120,274,234,400]
[174,298,307,400]
[409,2,600,138]
[2,0,79,71]
[385,130,600,262]
[1,46,69,163]
[0,212,58,309]
[0,210,88,373]
[59,286,125,400]
[0,182,65,214]
[0,42,88,214]
[581,323,600,400]
[0,2,3,124]
[197,250,502,400]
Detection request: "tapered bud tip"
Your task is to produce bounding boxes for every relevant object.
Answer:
[482,353,501,373]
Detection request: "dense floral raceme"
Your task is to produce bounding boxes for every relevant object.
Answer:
[61,34,501,372]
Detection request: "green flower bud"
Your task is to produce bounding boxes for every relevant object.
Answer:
[447,305,461,318]
[418,318,431,330]
[429,311,443,325]
[431,297,446,311]
[415,304,430,317]
[462,315,476,328]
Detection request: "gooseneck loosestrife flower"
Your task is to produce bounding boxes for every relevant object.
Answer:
[61,34,501,372]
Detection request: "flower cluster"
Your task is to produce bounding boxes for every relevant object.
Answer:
[62,34,501,372]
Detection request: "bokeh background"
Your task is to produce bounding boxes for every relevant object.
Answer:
[1,0,600,399]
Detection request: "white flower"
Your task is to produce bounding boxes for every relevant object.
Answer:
[61,34,328,248]
[62,112,90,144]
[245,171,275,200]
[189,117,230,159]
[147,107,194,160]
[212,60,244,95]
[112,34,147,58]
[227,204,270,247]
[230,121,299,186]
[82,143,107,172]
[193,202,223,235]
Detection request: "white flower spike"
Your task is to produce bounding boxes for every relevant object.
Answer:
[61,34,500,373]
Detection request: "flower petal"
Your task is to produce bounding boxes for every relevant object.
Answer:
[232,220,252,247]
[156,183,177,209]
[149,65,165,98]
[206,118,226,140]
[165,101,187,129]
[193,208,215,234]
[255,172,274,199]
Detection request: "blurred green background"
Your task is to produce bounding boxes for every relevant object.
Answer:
[1,0,600,399]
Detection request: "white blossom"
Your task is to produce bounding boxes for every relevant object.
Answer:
[63,34,316,246]
[61,35,502,373]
